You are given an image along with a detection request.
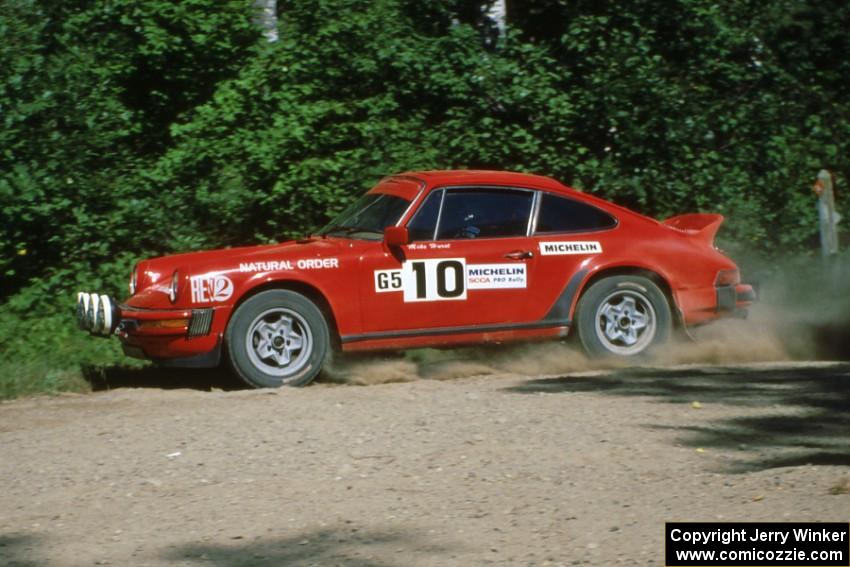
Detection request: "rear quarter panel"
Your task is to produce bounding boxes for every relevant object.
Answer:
[555,207,736,324]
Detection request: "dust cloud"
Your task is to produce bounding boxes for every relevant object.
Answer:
[324,255,849,386]
[324,344,598,386]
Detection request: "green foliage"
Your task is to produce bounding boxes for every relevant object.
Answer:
[509,0,850,248]
[0,0,259,289]
[0,360,89,400]
[145,0,579,249]
[1,0,848,397]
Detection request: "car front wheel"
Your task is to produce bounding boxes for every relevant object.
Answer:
[226,289,330,388]
[575,275,672,357]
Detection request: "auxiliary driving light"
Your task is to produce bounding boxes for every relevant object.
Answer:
[76,292,90,330]
[86,293,101,333]
[94,300,105,334]
[99,294,114,335]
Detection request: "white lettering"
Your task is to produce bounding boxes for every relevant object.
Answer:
[190,274,234,303]
[239,260,294,272]
[538,241,603,256]
[238,258,339,272]
[296,258,339,270]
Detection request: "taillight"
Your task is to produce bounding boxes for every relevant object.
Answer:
[715,269,740,286]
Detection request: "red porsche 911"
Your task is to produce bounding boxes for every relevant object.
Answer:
[76,170,754,388]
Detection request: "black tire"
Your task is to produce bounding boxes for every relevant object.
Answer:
[225,289,330,388]
[575,275,672,358]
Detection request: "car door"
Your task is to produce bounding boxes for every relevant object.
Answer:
[359,186,538,333]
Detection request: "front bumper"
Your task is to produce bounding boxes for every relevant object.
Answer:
[121,338,223,368]
[117,305,215,338]
[76,292,223,367]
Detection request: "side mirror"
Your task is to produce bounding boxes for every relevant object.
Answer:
[384,226,409,247]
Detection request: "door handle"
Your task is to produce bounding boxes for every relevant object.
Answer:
[504,250,534,260]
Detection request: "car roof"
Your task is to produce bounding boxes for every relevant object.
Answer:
[386,170,652,225]
[393,170,573,193]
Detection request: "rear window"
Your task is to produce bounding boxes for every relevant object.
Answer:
[535,193,617,233]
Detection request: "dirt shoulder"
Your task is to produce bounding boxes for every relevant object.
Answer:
[1,361,848,566]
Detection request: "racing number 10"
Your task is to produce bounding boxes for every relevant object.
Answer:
[410,259,465,300]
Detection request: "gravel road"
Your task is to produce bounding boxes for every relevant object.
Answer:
[2,360,848,566]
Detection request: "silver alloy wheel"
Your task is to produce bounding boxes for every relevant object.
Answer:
[594,289,657,355]
[245,307,313,378]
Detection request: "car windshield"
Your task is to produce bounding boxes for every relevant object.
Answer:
[318,192,411,239]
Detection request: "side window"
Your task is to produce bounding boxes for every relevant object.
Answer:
[436,188,533,240]
[407,190,443,241]
[535,193,617,233]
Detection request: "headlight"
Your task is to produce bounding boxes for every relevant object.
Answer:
[130,265,138,295]
[169,270,180,303]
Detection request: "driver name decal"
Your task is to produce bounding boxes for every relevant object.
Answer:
[191,274,234,303]
[539,241,602,255]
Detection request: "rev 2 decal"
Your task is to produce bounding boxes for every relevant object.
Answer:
[190,274,234,303]
[373,259,527,302]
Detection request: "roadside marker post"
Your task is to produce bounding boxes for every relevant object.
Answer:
[812,169,842,285]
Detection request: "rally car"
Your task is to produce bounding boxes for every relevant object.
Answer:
[76,170,755,388]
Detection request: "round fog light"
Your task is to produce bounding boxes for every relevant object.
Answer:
[87,293,101,333]
[82,293,92,330]
[76,292,88,330]
[99,294,114,335]
[94,304,105,334]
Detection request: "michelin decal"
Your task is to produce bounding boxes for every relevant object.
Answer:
[538,241,602,255]
[374,259,527,302]
[467,264,526,289]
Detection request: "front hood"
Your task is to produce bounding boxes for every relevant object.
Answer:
[128,237,348,307]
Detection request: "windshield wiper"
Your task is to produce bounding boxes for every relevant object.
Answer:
[319,224,345,235]
[327,226,381,234]
[324,225,382,236]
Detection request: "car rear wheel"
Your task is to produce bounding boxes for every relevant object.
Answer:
[576,275,671,357]
[226,289,329,388]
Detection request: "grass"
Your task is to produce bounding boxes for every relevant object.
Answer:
[829,478,850,495]
[0,310,129,400]
[0,360,90,400]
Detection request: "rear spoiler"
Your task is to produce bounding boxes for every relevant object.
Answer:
[661,213,724,245]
